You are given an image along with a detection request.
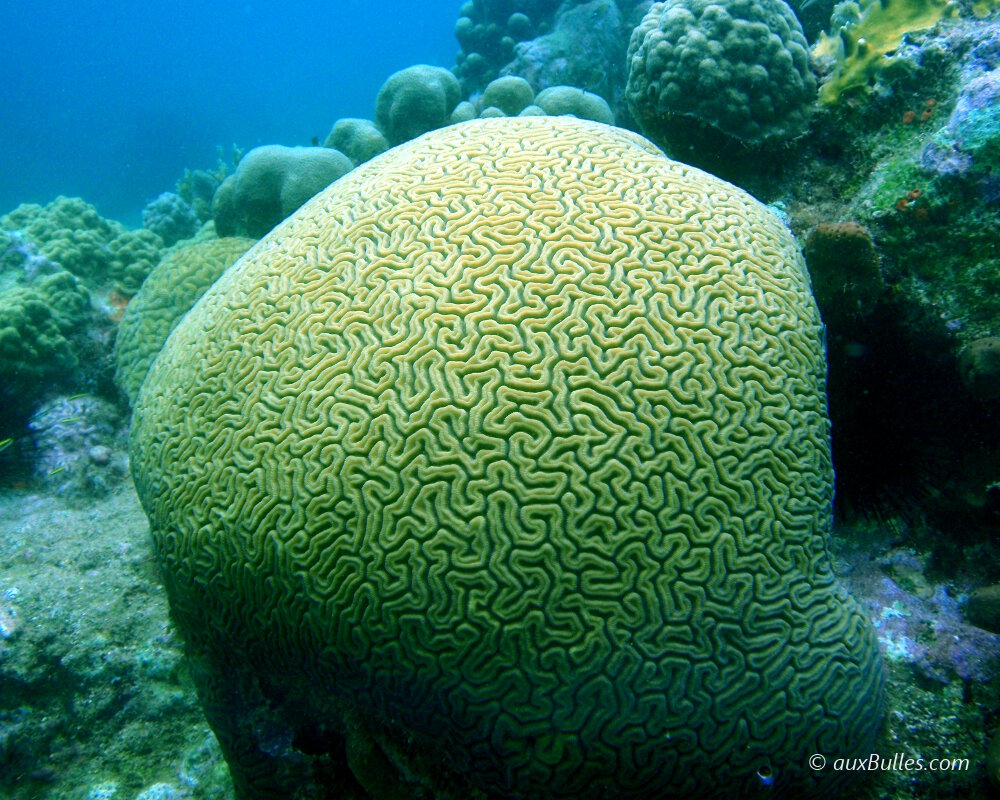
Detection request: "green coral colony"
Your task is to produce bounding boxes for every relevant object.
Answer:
[130,117,884,799]
[11,0,1000,794]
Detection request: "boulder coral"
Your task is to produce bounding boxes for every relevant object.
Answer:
[323,118,389,166]
[626,0,816,148]
[480,75,535,115]
[534,85,615,123]
[114,236,256,406]
[214,145,353,238]
[131,116,884,800]
[374,64,462,145]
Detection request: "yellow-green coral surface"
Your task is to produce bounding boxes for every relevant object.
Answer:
[114,236,255,405]
[130,116,884,799]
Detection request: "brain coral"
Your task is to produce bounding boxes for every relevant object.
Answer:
[114,236,255,405]
[131,116,884,799]
[626,0,815,148]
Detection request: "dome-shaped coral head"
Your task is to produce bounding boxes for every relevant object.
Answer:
[626,0,816,157]
[130,116,883,800]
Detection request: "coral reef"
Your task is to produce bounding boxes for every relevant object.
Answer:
[131,116,883,799]
[0,197,168,436]
[176,167,225,223]
[828,522,1000,798]
[500,0,631,109]
[25,394,129,500]
[453,0,563,92]
[107,228,164,295]
[114,237,255,405]
[5,1,1000,798]
[843,19,1000,345]
[625,0,816,153]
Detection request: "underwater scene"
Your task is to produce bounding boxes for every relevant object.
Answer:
[2,0,1000,798]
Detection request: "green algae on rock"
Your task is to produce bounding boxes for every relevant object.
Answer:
[130,116,884,799]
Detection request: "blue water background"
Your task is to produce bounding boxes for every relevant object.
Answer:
[1,1,458,226]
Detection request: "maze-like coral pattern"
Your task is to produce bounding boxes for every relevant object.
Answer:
[131,117,884,799]
[114,236,255,405]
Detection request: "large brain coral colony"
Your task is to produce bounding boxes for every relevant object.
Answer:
[131,117,884,799]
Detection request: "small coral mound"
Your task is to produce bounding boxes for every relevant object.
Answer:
[114,236,256,405]
[480,75,535,115]
[534,85,615,123]
[142,192,201,247]
[375,64,461,145]
[213,145,353,238]
[132,116,883,800]
[323,118,389,165]
[142,192,199,247]
[626,0,815,147]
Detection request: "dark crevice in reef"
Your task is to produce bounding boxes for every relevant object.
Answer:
[827,293,1000,565]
